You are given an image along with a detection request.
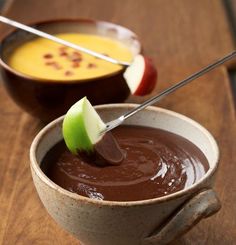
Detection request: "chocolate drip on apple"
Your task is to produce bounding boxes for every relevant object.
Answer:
[94,132,124,166]
[77,132,124,166]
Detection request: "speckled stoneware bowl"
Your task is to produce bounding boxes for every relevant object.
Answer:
[30,105,221,245]
[0,19,141,122]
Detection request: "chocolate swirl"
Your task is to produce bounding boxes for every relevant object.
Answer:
[42,126,209,201]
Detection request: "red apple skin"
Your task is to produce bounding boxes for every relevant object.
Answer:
[134,57,157,96]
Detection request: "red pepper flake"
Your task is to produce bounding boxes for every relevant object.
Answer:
[72,62,80,68]
[59,51,68,57]
[59,46,69,56]
[87,63,97,68]
[45,61,62,70]
[72,57,82,62]
[73,51,82,56]
[69,51,82,62]
[59,46,68,52]
[45,61,55,66]
[65,70,74,76]
[43,53,53,59]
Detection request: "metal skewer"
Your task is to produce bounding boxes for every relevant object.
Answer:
[102,50,236,134]
[0,15,130,66]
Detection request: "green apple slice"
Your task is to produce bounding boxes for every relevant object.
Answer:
[62,97,106,154]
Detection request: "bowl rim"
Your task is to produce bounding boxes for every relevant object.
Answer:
[30,104,220,207]
[0,18,141,84]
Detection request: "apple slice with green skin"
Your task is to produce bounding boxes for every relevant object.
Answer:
[63,97,106,154]
[124,54,157,96]
[63,97,124,165]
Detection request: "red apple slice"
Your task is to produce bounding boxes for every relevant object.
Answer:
[124,55,157,96]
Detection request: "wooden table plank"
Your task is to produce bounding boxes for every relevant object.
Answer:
[0,0,235,244]
[224,0,236,38]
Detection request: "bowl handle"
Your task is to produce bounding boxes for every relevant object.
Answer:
[143,189,221,245]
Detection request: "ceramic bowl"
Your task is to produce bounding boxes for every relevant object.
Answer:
[30,104,221,245]
[0,19,140,121]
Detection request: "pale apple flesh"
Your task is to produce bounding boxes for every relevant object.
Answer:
[124,54,157,96]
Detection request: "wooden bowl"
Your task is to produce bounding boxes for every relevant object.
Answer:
[0,19,141,122]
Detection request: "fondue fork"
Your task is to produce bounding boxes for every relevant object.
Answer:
[102,51,236,134]
[0,15,130,66]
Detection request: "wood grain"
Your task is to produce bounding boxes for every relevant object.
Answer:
[0,0,236,244]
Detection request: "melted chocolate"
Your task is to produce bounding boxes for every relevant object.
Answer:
[42,125,209,201]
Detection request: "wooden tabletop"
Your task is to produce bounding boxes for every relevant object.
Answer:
[0,0,236,244]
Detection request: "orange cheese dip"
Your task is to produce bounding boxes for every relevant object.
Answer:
[8,33,133,81]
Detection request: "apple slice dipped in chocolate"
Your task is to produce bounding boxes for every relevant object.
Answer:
[124,54,157,96]
[63,97,124,166]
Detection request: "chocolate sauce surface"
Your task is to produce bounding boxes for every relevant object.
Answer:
[42,125,209,201]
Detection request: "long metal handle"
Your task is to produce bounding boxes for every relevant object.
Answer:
[0,15,130,66]
[104,50,236,133]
